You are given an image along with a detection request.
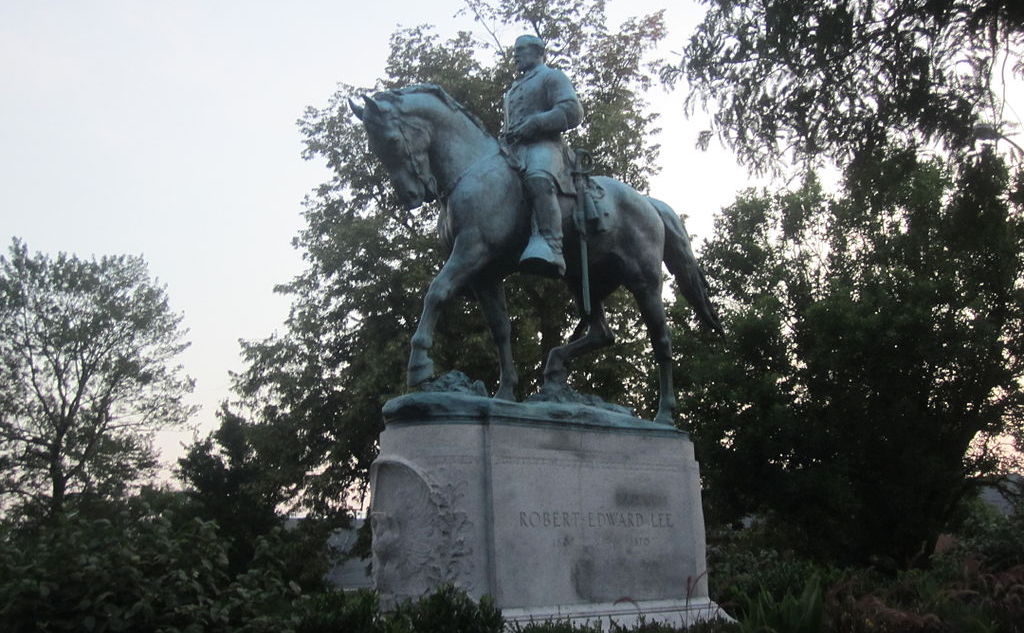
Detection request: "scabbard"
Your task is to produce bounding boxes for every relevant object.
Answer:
[572,149,592,316]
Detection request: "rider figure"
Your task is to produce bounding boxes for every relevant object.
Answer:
[502,34,584,278]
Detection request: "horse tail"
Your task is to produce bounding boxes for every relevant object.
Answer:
[649,197,724,335]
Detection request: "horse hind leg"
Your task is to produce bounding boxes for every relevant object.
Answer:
[542,302,615,387]
[629,282,677,425]
[473,278,518,401]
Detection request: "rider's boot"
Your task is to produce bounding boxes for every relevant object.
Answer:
[519,175,566,277]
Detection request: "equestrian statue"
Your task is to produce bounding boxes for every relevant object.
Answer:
[350,35,722,424]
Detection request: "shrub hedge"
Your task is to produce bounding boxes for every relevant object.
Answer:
[3,497,1022,632]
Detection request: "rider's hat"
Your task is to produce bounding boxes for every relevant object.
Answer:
[514,34,546,52]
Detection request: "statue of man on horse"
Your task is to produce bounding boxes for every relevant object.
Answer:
[349,36,723,423]
[502,34,583,278]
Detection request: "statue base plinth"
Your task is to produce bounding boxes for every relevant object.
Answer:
[369,392,727,628]
[503,597,724,629]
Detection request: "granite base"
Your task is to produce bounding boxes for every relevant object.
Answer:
[369,392,726,627]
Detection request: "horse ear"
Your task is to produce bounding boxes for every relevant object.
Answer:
[349,97,365,121]
[362,95,385,119]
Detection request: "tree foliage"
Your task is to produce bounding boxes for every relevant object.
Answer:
[674,147,1024,566]
[671,0,1024,172]
[665,0,1024,569]
[0,239,195,522]
[0,494,304,633]
[177,407,290,574]
[226,0,671,517]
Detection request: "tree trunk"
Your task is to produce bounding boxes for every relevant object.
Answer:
[49,447,65,520]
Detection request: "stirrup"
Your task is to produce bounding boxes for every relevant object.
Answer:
[519,235,565,277]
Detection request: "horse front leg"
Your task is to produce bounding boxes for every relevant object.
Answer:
[408,238,482,387]
[473,278,518,401]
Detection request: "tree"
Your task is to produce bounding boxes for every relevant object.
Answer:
[661,0,1024,568]
[225,0,672,519]
[671,0,1024,173]
[0,239,195,522]
[673,147,1024,566]
[176,407,287,574]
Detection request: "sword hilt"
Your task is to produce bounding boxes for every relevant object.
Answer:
[574,148,593,175]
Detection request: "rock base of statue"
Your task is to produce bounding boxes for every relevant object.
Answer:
[370,388,727,629]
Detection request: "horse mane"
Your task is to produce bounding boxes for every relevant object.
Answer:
[374,84,491,136]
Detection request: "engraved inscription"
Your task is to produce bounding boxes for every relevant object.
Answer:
[497,454,686,473]
[614,490,668,508]
[517,510,675,529]
[421,455,477,465]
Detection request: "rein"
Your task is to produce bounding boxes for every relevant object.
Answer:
[437,149,503,200]
[380,88,507,203]
[392,114,504,202]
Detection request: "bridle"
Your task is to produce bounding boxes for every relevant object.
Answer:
[366,90,502,203]
[388,115,439,203]
[390,113,505,202]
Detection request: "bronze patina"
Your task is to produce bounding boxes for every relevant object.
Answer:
[351,63,721,423]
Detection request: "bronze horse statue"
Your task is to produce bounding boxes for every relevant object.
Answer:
[350,84,721,424]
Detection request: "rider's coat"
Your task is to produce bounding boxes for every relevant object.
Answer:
[502,63,583,194]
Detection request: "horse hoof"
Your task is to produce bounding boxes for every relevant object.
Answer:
[494,387,517,402]
[542,369,568,386]
[654,411,675,426]
[407,359,435,387]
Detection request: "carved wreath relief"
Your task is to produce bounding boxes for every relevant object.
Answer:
[371,461,474,607]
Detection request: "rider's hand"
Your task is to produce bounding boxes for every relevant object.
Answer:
[510,115,541,142]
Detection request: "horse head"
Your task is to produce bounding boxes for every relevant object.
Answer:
[350,92,438,210]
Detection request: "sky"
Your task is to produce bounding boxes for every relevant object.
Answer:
[1,0,752,467]
[3,1,1020,469]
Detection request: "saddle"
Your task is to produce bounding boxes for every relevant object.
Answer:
[499,142,609,235]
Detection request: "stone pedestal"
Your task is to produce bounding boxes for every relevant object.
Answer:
[369,392,726,628]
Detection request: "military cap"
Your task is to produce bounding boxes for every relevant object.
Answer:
[514,34,546,52]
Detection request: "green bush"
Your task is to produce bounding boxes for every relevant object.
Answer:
[388,584,504,633]
[513,621,602,632]
[706,524,839,614]
[682,620,742,633]
[0,508,302,633]
[19,509,1024,633]
[955,499,1024,572]
[620,619,739,632]
[511,616,738,632]
[822,560,1024,633]
[294,589,382,633]
[735,575,823,633]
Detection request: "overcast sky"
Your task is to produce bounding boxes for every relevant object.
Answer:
[3,1,1019,468]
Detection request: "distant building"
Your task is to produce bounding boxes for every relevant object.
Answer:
[324,518,373,590]
[978,474,1023,516]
